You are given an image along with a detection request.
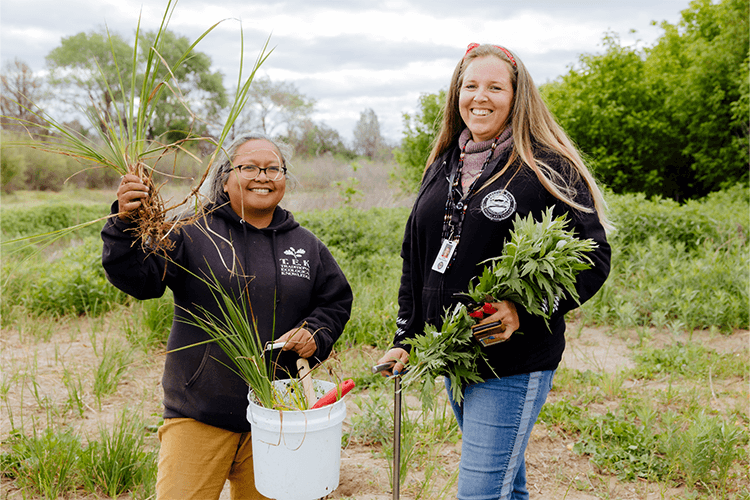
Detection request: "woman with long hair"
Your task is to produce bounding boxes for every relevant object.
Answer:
[378,44,612,500]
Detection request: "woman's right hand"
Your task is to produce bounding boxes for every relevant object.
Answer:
[117,174,150,220]
[376,347,409,377]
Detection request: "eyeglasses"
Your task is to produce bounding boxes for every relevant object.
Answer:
[232,164,287,181]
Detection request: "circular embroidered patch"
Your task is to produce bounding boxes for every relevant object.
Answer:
[480,190,516,221]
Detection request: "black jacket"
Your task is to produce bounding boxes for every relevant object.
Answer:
[393,144,611,379]
[102,201,353,432]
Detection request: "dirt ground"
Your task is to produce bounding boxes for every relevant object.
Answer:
[1,319,747,500]
[325,326,748,500]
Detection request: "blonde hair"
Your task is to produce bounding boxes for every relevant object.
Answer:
[427,44,612,231]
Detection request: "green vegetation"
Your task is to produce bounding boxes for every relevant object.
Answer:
[0,1,747,497]
[392,0,749,201]
[1,412,157,500]
[544,0,749,200]
[1,183,747,498]
[539,336,748,497]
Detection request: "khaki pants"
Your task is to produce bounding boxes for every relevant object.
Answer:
[156,418,269,500]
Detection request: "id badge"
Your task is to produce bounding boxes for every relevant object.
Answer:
[431,239,457,274]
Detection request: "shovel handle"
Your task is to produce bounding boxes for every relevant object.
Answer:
[296,357,318,408]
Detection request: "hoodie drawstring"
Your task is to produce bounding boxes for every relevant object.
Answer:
[271,231,281,309]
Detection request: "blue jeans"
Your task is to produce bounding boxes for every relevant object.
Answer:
[446,370,555,500]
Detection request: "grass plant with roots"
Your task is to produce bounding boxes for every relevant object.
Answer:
[1,0,272,257]
[2,0,331,411]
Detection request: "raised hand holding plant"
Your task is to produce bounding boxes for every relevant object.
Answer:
[1,0,272,256]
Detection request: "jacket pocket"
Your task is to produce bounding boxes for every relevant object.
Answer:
[185,344,211,388]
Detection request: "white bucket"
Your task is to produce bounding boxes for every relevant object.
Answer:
[247,379,347,500]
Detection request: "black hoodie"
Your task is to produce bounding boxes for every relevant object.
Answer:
[392,144,611,380]
[102,201,353,432]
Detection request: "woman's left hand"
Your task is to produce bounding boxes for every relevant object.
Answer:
[472,300,520,342]
[278,327,317,358]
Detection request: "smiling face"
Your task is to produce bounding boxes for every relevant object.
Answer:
[223,139,286,227]
[458,55,515,143]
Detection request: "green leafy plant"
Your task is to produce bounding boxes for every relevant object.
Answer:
[574,410,668,481]
[403,207,597,405]
[467,207,597,324]
[666,412,746,493]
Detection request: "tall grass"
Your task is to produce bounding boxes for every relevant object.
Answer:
[0,427,83,498]
[0,413,157,499]
[79,410,158,498]
[124,291,174,353]
[172,267,276,408]
[92,338,133,407]
[0,184,747,498]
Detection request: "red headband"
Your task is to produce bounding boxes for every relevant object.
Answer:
[464,42,517,68]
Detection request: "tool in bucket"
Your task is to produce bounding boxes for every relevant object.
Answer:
[296,357,317,408]
[264,340,319,408]
[372,360,404,500]
[453,293,507,346]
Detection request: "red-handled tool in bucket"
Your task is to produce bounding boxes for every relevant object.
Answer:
[372,360,403,500]
[311,379,355,409]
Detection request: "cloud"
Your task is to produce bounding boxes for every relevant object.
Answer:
[1,0,691,142]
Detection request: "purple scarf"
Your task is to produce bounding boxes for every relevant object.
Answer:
[458,126,514,192]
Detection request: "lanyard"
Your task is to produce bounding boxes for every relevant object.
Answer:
[434,136,499,272]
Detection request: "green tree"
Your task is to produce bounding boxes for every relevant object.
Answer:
[45,28,227,143]
[647,0,749,195]
[46,31,135,129]
[541,0,749,200]
[139,30,227,142]
[393,90,445,192]
[242,76,315,138]
[542,34,684,198]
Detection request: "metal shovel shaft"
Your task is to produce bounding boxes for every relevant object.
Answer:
[393,374,402,500]
[370,360,402,500]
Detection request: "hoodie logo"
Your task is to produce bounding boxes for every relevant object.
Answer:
[480,190,516,221]
[280,247,310,280]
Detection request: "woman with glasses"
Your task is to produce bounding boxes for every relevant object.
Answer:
[102,132,353,499]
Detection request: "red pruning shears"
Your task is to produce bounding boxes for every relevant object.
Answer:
[454,294,507,346]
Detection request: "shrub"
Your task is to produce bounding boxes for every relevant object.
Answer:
[5,236,129,317]
[583,187,750,332]
[0,141,27,193]
[582,236,749,331]
[0,203,110,241]
[608,192,730,251]
[296,206,408,272]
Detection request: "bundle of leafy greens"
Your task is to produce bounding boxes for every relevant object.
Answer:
[402,207,597,406]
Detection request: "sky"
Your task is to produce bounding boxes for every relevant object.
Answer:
[1,0,692,144]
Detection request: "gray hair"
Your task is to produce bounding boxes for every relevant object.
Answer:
[204,132,295,203]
